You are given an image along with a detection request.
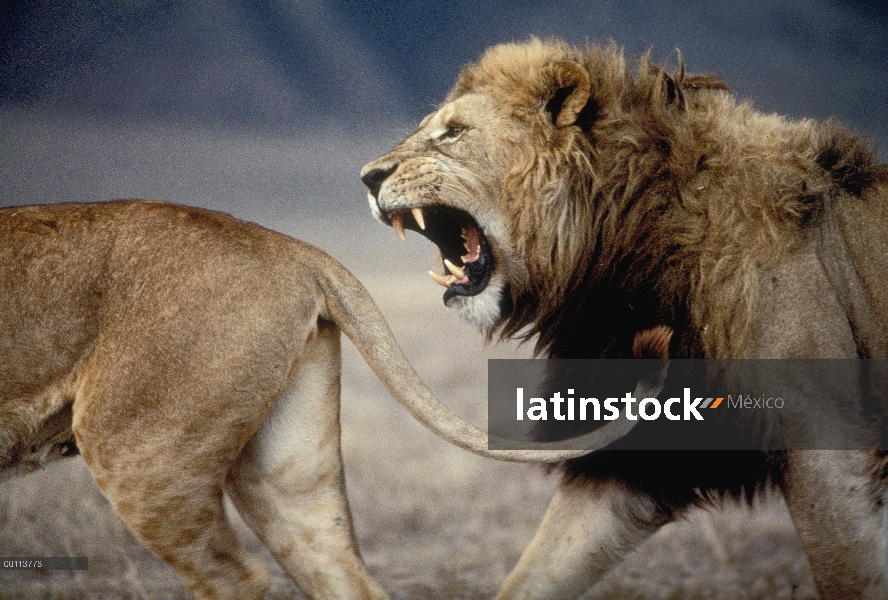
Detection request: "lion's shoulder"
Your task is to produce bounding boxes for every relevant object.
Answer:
[814,122,886,196]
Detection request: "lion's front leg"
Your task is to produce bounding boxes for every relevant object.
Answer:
[495,476,668,599]
[781,450,888,600]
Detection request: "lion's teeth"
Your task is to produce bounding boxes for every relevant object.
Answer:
[391,212,406,240]
[444,259,465,280]
[429,271,455,287]
[411,207,425,230]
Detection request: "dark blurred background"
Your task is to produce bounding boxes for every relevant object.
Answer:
[2,1,887,132]
[1,0,886,219]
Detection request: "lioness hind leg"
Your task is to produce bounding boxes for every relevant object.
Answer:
[495,477,668,600]
[115,490,267,599]
[75,416,269,599]
[226,322,389,600]
[781,450,888,600]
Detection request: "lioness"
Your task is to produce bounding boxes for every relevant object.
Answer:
[1,200,671,599]
[362,39,888,598]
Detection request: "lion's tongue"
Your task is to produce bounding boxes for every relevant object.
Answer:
[461,225,481,262]
[428,225,479,288]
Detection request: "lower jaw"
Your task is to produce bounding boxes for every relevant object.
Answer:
[443,286,477,303]
[440,251,494,300]
[441,280,505,328]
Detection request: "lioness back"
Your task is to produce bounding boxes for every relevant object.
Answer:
[1,200,399,599]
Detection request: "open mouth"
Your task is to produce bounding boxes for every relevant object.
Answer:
[385,206,494,300]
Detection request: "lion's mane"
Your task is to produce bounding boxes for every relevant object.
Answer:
[451,40,885,360]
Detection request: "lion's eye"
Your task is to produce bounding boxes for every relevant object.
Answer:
[438,124,466,141]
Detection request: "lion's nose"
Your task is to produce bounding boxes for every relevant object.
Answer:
[360,164,397,199]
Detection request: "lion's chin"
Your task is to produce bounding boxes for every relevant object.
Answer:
[443,273,506,328]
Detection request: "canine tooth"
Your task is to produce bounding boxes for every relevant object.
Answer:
[391,212,406,240]
[429,271,454,287]
[411,207,426,230]
[444,259,465,279]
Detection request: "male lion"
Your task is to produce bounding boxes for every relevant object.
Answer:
[1,200,671,599]
[362,39,888,599]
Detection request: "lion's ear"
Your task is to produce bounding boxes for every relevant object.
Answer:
[543,61,592,128]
